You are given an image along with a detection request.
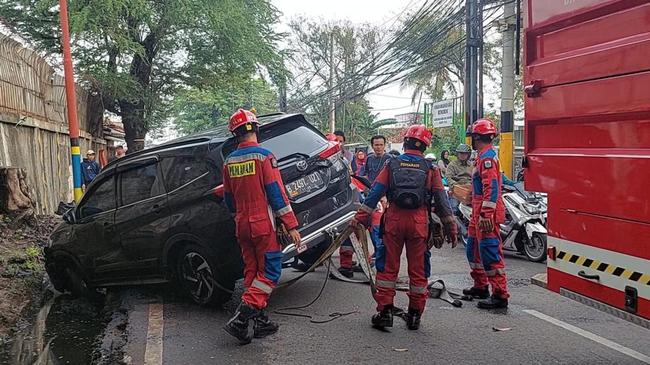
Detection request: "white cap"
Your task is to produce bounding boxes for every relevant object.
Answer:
[86,149,95,155]
[425,153,436,161]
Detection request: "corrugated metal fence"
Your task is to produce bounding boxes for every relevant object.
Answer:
[0,35,105,214]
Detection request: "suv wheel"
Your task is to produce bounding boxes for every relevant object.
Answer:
[175,245,234,306]
[62,265,101,300]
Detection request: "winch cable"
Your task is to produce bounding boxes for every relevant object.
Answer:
[273,259,358,324]
[273,225,360,323]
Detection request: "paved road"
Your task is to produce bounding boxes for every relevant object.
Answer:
[118,246,650,365]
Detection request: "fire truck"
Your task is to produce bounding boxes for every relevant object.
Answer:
[523,0,650,322]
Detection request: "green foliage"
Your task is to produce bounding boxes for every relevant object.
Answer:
[286,19,381,142]
[0,0,284,149]
[174,78,278,135]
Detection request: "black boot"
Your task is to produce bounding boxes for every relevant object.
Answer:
[477,295,509,309]
[223,303,258,344]
[462,286,490,299]
[405,308,422,330]
[371,305,394,329]
[338,267,354,278]
[253,310,279,338]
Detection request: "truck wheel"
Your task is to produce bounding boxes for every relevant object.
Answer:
[175,245,234,306]
[524,232,547,262]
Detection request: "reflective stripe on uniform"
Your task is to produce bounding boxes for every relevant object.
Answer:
[227,153,267,164]
[486,268,506,276]
[482,201,497,208]
[376,279,396,289]
[274,205,293,217]
[469,262,485,269]
[410,285,428,294]
[252,279,273,294]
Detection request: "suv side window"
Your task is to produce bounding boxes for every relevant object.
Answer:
[119,163,165,206]
[160,145,219,193]
[79,176,115,218]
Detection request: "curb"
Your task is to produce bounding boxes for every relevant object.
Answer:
[531,273,548,289]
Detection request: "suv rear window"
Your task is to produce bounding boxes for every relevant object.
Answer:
[222,119,327,159]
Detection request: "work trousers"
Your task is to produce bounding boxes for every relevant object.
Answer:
[374,208,431,312]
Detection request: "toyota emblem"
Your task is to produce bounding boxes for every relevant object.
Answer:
[296,160,308,172]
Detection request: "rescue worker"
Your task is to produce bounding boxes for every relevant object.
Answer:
[222,109,302,344]
[463,118,510,309]
[351,125,458,330]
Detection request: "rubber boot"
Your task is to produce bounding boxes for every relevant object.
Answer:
[338,267,354,278]
[253,310,279,339]
[371,305,394,329]
[477,295,509,309]
[223,303,258,344]
[462,286,490,299]
[405,308,422,330]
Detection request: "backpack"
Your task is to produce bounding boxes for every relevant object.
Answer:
[387,157,431,209]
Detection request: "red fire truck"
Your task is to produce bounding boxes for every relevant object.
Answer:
[523,0,650,321]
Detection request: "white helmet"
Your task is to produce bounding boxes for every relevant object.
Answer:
[425,153,436,161]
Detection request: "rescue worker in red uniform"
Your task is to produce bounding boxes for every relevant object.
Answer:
[351,125,458,330]
[462,118,510,309]
[222,109,302,344]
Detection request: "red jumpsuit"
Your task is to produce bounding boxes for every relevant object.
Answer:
[355,150,452,312]
[223,141,298,310]
[466,144,509,299]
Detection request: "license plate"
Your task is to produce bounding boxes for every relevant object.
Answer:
[286,171,324,198]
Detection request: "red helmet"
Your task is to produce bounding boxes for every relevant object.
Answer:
[228,109,259,133]
[404,124,433,147]
[472,118,497,135]
[325,133,338,142]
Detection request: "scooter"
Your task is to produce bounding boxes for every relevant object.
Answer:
[455,182,548,262]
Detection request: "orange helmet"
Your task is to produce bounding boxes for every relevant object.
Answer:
[472,118,497,135]
[404,124,433,147]
[228,109,259,133]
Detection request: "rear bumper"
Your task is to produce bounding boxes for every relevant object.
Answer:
[282,208,357,260]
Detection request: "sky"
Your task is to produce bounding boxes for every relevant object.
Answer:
[272,0,504,122]
[272,0,433,120]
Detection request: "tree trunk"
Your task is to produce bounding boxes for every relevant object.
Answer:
[0,167,36,227]
[120,100,147,153]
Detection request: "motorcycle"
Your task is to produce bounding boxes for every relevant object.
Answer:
[455,182,548,262]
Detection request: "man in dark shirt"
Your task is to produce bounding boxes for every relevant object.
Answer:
[361,135,392,184]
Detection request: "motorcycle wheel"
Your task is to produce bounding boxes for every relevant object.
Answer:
[524,232,547,262]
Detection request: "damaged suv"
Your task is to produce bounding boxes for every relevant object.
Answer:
[45,113,357,305]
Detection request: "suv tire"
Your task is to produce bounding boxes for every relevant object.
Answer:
[175,244,234,306]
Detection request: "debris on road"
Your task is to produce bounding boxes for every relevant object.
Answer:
[492,327,513,332]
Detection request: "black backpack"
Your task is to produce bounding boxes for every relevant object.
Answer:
[387,157,431,209]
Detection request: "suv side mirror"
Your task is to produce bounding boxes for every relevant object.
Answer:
[63,210,76,224]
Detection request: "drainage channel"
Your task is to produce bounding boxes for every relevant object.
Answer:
[0,289,118,365]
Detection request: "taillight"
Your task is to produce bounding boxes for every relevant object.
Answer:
[318,141,341,159]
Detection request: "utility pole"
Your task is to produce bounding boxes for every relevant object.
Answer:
[328,31,336,133]
[58,0,83,203]
[464,0,482,137]
[499,0,516,178]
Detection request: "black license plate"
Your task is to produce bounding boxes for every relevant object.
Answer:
[286,172,324,198]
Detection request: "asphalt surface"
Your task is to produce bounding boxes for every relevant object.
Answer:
[117,246,650,365]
